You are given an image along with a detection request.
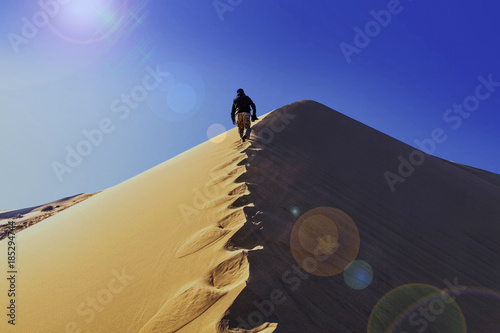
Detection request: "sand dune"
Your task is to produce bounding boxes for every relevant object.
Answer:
[0,193,95,241]
[1,100,499,332]
[220,101,500,332]
[0,119,261,333]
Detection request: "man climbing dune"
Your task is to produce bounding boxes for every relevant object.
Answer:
[231,88,257,142]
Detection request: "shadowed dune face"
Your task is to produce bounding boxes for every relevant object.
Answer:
[1,100,499,333]
[290,206,360,277]
[221,100,500,332]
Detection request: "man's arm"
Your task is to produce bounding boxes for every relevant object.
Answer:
[231,102,236,123]
[248,97,256,117]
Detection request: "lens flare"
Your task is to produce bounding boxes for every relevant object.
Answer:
[48,0,128,44]
[167,83,197,114]
[207,123,227,143]
[344,260,373,290]
[291,207,300,217]
[367,284,466,333]
[147,62,205,122]
[290,207,360,276]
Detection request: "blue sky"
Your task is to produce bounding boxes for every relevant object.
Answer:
[1,0,499,208]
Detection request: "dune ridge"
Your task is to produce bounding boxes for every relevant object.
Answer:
[0,115,282,332]
[136,135,278,332]
[1,100,499,332]
[219,100,500,332]
[139,143,257,333]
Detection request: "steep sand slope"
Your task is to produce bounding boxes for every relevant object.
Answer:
[0,119,278,332]
[1,100,499,332]
[221,100,500,332]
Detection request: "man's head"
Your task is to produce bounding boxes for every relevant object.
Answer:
[237,88,244,95]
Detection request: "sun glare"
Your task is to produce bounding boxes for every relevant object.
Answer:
[49,0,127,44]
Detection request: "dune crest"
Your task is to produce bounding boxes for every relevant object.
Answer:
[219,100,500,332]
[207,252,249,289]
[0,113,279,332]
[138,284,226,333]
[175,227,231,258]
[3,101,499,332]
[145,138,261,332]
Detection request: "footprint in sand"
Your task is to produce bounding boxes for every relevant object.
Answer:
[234,140,252,150]
[206,252,249,289]
[176,226,231,258]
[218,210,246,229]
[163,148,254,331]
[138,284,225,333]
[218,322,278,333]
[203,195,234,210]
[228,195,252,209]
[203,194,252,210]
[142,256,250,332]
[228,183,249,196]
[210,155,247,173]
[206,166,247,189]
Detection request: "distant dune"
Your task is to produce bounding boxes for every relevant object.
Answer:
[0,193,95,241]
[1,100,499,332]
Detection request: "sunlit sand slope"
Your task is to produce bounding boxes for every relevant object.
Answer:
[0,193,94,241]
[0,119,272,333]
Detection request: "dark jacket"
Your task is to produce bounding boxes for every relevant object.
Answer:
[231,91,256,122]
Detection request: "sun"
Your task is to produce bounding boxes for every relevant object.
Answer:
[49,0,128,44]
